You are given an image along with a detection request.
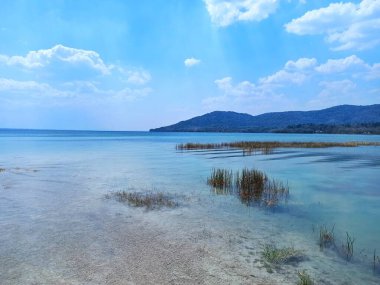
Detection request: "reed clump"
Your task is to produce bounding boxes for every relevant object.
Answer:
[107,191,177,210]
[235,168,289,207]
[235,169,266,204]
[297,270,314,285]
[262,244,304,264]
[176,141,380,154]
[319,225,335,250]
[207,168,233,189]
[235,169,266,196]
[262,178,289,207]
[318,226,358,262]
[207,168,289,208]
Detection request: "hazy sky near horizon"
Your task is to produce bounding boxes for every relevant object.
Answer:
[0,0,379,130]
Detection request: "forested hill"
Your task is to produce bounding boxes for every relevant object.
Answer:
[150,104,380,134]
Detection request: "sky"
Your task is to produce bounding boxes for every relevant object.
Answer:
[0,0,379,130]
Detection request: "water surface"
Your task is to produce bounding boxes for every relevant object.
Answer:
[1,130,380,284]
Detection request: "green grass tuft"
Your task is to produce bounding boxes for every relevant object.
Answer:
[297,270,314,285]
[262,244,304,264]
[107,191,177,210]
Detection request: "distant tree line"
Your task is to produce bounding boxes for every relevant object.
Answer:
[272,123,380,134]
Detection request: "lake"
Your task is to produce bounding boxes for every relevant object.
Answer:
[1,130,380,284]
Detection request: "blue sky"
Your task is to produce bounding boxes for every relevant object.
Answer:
[0,0,379,130]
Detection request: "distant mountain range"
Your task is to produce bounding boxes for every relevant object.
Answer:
[150,104,380,134]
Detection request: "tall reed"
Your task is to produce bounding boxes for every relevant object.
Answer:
[176,141,380,154]
[373,250,380,273]
[207,167,289,208]
[341,232,355,261]
[319,225,335,250]
[207,168,233,189]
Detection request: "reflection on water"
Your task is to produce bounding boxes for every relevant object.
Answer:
[0,130,380,284]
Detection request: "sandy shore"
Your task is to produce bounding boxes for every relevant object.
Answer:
[1,202,283,285]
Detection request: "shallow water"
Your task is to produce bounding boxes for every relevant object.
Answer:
[1,130,380,284]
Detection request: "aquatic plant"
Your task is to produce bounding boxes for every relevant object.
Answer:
[319,225,335,250]
[235,168,266,195]
[235,168,289,207]
[0,168,5,172]
[176,141,380,154]
[262,244,304,264]
[107,191,177,210]
[341,232,355,261]
[318,226,358,262]
[211,186,233,195]
[207,168,233,189]
[374,250,376,272]
[262,178,289,207]
[206,167,289,208]
[176,142,220,150]
[373,250,380,273]
[297,270,314,285]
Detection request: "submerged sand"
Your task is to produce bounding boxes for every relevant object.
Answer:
[0,200,283,285]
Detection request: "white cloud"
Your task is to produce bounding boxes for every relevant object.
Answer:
[0,78,50,92]
[0,45,151,84]
[114,87,153,101]
[315,55,367,74]
[285,0,380,50]
[366,63,380,80]
[319,79,357,96]
[203,55,380,112]
[184,57,201,67]
[215,77,257,96]
[123,69,151,85]
[0,78,71,98]
[284,57,317,70]
[259,70,307,85]
[0,45,152,102]
[309,79,359,108]
[0,44,110,75]
[60,81,101,94]
[204,0,279,27]
[215,76,233,90]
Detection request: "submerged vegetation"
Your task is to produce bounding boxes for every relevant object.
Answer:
[297,270,314,285]
[374,250,380,274]
[207,167,289,208]
[319,225,335,250]
[235,169,289,207]
[176,141,380,155]
[207,168,233,189]
[341,232,355,261]
[0,168,5,172]
[318,225,359,263]
[106,191,178,210]
[262,244,304,265]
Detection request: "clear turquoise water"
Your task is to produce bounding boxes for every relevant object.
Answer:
[1,130,380,284]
